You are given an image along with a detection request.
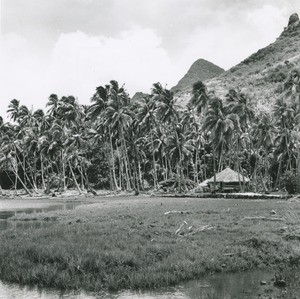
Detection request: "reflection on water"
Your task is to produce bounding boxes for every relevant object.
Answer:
[0,202,86,231]
[1,270,300,299]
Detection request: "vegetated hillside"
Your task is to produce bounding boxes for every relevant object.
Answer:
[171,59,224,97]
[176,13,300,112]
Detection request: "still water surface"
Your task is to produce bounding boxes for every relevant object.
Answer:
[1,270,298,299]
[0,199,88,231]
[0,198,299,299]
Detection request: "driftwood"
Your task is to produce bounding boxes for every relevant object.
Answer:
[175,221,189,235]
[175,221,214,236]
[186,225,214,236]
[242,216,285,222]
[164,210,191,215]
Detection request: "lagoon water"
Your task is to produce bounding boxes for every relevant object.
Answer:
[0,199,299,299]
[0,198,88,231]
[1,270,298,299]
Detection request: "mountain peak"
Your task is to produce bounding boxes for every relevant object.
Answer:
[288,13,299,27]
[202,12,300,114]
[171,59,224,94]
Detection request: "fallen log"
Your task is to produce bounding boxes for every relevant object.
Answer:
[242,216,285,222]
[164,210,191,215]
[186,225,214,236]
[175,222,214,236]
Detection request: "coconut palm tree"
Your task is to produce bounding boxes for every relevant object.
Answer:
[251,113,276,191]
[203,96,239,191]
[188,81,210,114]
[166,123,194,193]
[137,95,159,188]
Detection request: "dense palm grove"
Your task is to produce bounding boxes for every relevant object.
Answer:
[0,69,299,196]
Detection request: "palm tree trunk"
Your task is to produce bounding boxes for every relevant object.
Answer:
[68,161,81,194]
[0,184,4,196]
[15,151,38,193]
[176,164,181,193]
[137,160,143,190]
[213,149,217,192]
[34,152,37,188]
[40,154,46,190]
[275,156,283,189]
[117,147,123,189]
[218,142,224,172]
[121,135,132,190]
[109,132,119,190]
[164,155,168,180]
[25,156,39,191]
[150,129,158,189]
[61,150,66,191]
[236,139,242,192]
[10,159,32,196]
[194,147,199,184]
[78,165,86,191]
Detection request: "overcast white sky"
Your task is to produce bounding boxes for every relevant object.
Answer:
[1,0,300,116]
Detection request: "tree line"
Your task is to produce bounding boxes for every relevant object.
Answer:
[0,70,300,195]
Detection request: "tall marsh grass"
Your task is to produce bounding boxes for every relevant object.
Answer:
[1,196,300,292]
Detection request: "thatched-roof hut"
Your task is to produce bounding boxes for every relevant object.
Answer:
[206,167,250,192]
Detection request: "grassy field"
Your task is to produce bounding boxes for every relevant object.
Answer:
[0,195,300,293]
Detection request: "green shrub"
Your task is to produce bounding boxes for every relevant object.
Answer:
[281,171,300,194]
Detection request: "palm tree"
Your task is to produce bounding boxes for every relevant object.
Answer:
[182,109,205,183]
[104,81,133,190]
[137,95,159,188]
[251,113,275,191]
[7,99,20,122]
[153,82,179,125]
[226,90,255,131]
[203,96,239,191]
[89,85,109,120]
[166,123,194,193]
[46,94,59,117]
[188,81,210,114]
[89,80,133,191]
[89,84,119,190]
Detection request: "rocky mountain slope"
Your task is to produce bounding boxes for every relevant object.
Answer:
[176,13,300,112]
[171,59,224,95]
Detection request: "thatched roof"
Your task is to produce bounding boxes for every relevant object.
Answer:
[206,167,250,183]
